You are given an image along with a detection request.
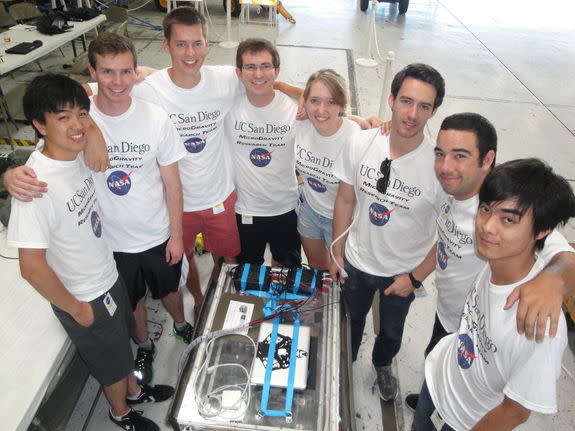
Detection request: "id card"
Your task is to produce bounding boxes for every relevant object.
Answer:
[241,215,253,224]
[430,409,446,431]
[213,202,225,215]
[103,292,117,317]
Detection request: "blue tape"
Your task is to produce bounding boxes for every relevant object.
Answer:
[293,268,302,294]
[260,316,281,415]
[240,263,250,291]
[284,317,300,412]
[258,265,267,291]
[310,270,317,293]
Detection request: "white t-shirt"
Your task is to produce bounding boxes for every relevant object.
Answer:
[435,194,575,332]
[295,117,360,219]
[134,66,243,211]
[333,130,443,276]
[225,91,298,216]
[90,97,186,253]
[7,149,118,302]
[426,260,567,430]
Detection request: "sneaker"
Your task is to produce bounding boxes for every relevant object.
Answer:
[109,408,159,431]
[173,322,194,344]
[127,384,175,405]
[375,365,398,402]
[405,393,419,411]
[133,340,156,385]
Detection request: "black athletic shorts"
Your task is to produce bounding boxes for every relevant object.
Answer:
[236,209,301,266]
[113,239,183,309]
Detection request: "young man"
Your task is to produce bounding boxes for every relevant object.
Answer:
[330,63,446,401]
[86,33,194,385]
[405,113,575,410]
[412,158,575,431]
[8,74,173,431]
[226,38,301,266]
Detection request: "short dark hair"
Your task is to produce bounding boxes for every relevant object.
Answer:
[390,63,445,109]
[23,74,90,125]
[236,38,279,69]
[88,32,137,69]
[440,113,497,168]
[163,6,207,40]
[479,158,575,250]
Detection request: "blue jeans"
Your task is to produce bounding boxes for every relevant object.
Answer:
[412,381,456,431]
[343,259,414,366]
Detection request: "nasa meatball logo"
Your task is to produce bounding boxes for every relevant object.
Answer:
[437,241,450,270]
[250,148,273,167]
[443,203,450,214]
[368,202,394,226]
[107,170,132,196]
[307,177,327,193]
[457,334,477,369]
[91,211,102,238]
[184,137,206,153]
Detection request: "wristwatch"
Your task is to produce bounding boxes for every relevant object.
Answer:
[408,272,423,290]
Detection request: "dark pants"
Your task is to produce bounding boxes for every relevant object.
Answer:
[343,259,414,366]
[412,381,456,431]
[424,313,450,357]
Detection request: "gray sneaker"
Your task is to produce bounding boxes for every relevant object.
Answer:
[375,366,398,401]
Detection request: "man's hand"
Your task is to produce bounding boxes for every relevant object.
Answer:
[380,120,392,136]
[165,235,184,266]
[383,273,414,297]
[296,96,307,120]
[504,272,563,342]
[329,254,346,284]
[362,116,383,129]
[73,301,95,328]
[84,119,110,172]
[3,166,47,201]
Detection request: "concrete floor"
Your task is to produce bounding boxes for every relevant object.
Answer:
[1,0,574,430]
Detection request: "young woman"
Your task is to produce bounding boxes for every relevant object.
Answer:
[295,69,378,269]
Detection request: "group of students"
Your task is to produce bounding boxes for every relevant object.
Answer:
[4,5,575,431]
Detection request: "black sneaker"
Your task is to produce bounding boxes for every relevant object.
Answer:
[133,340,156,385]
[172,322,194,344]
[405,393,419,411]
[109,408,159,431]
[127,384,175,405]
[375,365,398,402]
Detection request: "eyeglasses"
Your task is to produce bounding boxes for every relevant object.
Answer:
[241,63,276,72]
[376,158,392,194]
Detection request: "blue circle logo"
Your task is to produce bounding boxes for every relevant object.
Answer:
[250,148,273,167]
[91,211,102,238]
[437,241,449,270]
[457,334,476,369]
[368,202,394,226]
[106,170,132,196]
[443,204,450,214]
[184,137,206,153]
[307,177,327,193]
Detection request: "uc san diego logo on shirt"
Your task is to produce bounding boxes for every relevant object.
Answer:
[250,148,273,167]
[91,211,102,238]
[307,177,327,193]
[457,333,476,369]
[368,202,394,226]
[437,241,450,270]
[184,137,206,153]
[107,170,132,196]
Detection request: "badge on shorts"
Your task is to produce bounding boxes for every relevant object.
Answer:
[430,409,446,431]
[103,292,117,317]
[241,215,253,224]
[213,202,225,215]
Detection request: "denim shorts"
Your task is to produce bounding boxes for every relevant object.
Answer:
[297,198,333,248]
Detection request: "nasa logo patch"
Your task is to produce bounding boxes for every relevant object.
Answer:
[437,241,449,270]
[368,202,394,226]
[250,148,273,167]
[106,170,132,196]
[457,333,476,369]
[91,211,102,238]
[184,137,206,153]
[307,177,327,193]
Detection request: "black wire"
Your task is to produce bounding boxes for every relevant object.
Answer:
[0,253,18,260]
